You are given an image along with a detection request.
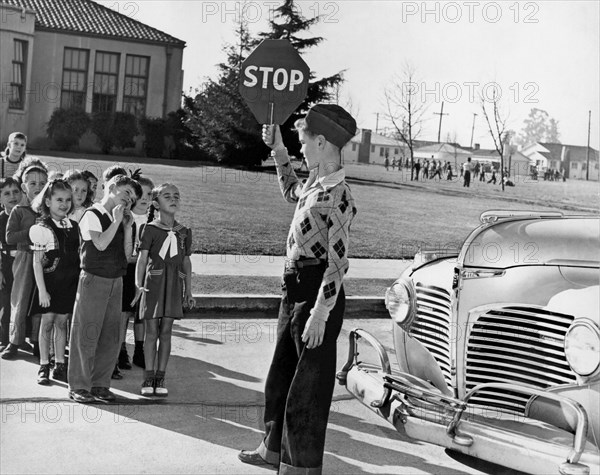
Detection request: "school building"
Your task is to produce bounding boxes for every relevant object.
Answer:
[0,0,185,149]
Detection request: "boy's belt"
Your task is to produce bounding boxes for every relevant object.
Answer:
[284,257,326,271]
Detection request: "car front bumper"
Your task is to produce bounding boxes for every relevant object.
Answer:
[337,329,600,475]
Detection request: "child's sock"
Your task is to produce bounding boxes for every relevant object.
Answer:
[134,341,144,352]
[155,370,165,380]
[144,370,155,380]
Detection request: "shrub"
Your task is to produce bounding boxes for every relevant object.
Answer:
[46,108,91,150]
[140,117,170,158]
[91,111,138,154]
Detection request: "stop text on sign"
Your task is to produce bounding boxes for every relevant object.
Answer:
[242,66,305,92]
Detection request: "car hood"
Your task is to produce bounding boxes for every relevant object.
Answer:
[544,285,600,323]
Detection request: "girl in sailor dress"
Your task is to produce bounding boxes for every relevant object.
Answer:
[132,183,194,397]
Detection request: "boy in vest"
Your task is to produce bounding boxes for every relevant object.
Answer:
[68,175,141,403]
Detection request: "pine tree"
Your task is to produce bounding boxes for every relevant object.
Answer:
[185,19,267,165]
[258,0,344,158]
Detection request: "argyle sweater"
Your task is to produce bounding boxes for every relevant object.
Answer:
[273,149,357,322]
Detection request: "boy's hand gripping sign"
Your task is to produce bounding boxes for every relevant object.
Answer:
[239,39,310,126]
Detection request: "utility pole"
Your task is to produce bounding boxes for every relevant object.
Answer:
[470,112,478,148]
[375,112,380,134]
[433,102,448,143]
[586,110,591,181]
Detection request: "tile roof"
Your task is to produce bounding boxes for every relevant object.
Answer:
[2,0,185,46]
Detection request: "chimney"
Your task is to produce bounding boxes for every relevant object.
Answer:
[473,143,480,150]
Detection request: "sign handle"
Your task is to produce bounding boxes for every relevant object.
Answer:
[266,102,275,146]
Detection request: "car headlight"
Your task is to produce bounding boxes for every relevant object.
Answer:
[385,280,415,326]
[564,321,600,377]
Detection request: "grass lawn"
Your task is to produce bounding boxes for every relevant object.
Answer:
[192,275,390,297]
[36,151,599,259]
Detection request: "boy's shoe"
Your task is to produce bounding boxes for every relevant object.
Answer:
[0,342,8,352]
[1,344,19,360]
[37,364,51,385]
[68,389,95,403]
[111,365,123,380]
[19,341,33,353]
[90,387,116,402]
[52,362,67,382]
[118,348,132,370]
[154,377,168,397]
[140,377,155,396]
[132,349,145,368]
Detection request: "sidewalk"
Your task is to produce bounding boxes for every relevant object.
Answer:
[188,255,411,318]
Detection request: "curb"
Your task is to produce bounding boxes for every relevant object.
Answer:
[187,294,389,319]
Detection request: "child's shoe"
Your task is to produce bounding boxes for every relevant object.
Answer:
[111,365,123,380]
[37,364,50,385]
[52,362,67,382]
[154,377,168,397]
[1,343,19,360]
[140,377,155,396]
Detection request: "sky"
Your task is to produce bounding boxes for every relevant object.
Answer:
[97,0,600,150]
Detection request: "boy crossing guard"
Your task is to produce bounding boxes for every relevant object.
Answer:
[238,104,357,475]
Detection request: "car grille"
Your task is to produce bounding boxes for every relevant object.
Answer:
[411,283,453,386]
[465,306,577,414]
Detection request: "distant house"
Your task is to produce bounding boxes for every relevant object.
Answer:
[521,142,599,181]
[342,129,439,166]
[0,0,185,150]
[461,144,532,177]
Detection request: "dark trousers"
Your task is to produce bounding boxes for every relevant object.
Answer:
[0,255,15,345]
[260,264,345,474]
[463,170,471,187]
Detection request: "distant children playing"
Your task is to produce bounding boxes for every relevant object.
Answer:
[67,174,141,403]
[133,183,194,397]
[2,158,49,360]
[1,132,27,179]
[30,180,80,384]
[0,177,23,352]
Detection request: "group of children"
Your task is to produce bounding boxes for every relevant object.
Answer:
[0,132,194,401]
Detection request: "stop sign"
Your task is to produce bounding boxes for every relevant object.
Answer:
[239,39,310,124]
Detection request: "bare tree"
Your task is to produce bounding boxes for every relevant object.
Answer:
[480,86,510,191]
[384,63,428,180]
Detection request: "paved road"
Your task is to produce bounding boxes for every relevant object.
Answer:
[1,317,509,475]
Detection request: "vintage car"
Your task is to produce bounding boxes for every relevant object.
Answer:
[337,211,599,475]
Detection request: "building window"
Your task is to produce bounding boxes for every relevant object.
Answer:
[571,162,578,169]
[595,163,599,170]
[61,48,89,110]
[371,145,375,153]
[379,147,384,157]
[92,52,120,113]
[351,143,356,152]
[582,162,587,171]
[394,148,399,154]
[123,55,149,117]
[9,40,27,109]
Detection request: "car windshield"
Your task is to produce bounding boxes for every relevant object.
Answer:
[460,217,600,269]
